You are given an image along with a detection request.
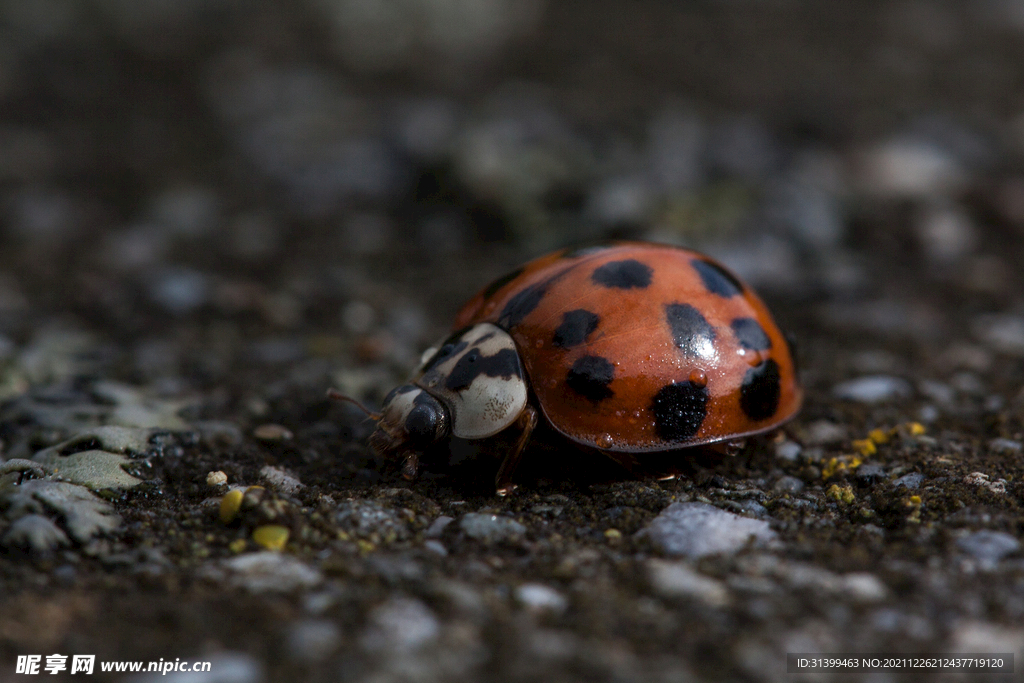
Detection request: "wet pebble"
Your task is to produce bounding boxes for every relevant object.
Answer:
[832,375,913,403]
[459,513,526,544]
[639,502,777,559]
[956,530,1020,564]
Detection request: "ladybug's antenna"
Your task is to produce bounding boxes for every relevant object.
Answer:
[326,389,381,421]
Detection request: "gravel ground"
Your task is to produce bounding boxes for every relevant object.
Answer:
[2,2,1024,682]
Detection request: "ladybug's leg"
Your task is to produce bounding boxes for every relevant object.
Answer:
[494,405,538,496]
[400,449,420,481]
[599,450,642,477]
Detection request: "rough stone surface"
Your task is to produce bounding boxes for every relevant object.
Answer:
[639,502,778,558]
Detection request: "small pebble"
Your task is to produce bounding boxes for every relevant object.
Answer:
[988,438,1023,454]
[773,476,805,494]
[855,138,966,199]
[956,530,1020,564]
[360,597,440,654]
[801,420,847,446]
[424,515,454,539]
[252,525,289,551]
[206,471,228,487]
[638,502,777,559]
[972,313,1024,356]
[893,473,925,490]
[774,440,802,461]
[646,559,730,607]
[221,552,322,593]
[459,513,526,544]
[840,573,888,603]
[515,583,568,615]
[253,423,293,441]
[259,465,303,494]
[855,463,886,484]
[148,267,210,314]
[423,540,447,557]
[833,375,913,403]
[286,619,341,663]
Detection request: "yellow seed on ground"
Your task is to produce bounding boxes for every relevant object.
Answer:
[219,489,244,524]
[252,525,289,551]
[907,495,922,506]
[852,439,877,456]
[908,422,926,436]
[604,528,622,541]
[228,538,247,553]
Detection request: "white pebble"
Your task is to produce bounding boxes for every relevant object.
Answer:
[833,375,913,403]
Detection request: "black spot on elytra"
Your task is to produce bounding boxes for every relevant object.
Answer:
[740,359,781,421]
[381,384,417,407]
[591,259,653,289]
[420,337,469,373]
[565,355,615,403]
[482,267,525,300]
[650,381,709,442]
[444,348,521,392]
[497,282,546,329]
[692,259,743,297]
[553,309,600,348]
[731,317,772,351]
[665,303,716,356]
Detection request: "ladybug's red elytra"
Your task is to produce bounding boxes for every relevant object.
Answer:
[357,242,802,495]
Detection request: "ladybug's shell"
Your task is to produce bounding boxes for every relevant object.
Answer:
[453,243,801,453]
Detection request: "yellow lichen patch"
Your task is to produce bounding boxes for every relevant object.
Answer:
[868,428,890,445]
[252,525,289,551]
[822,455,863,479]
[852,438,877,457]
[827,484,855,505]
[219,489,244,524]
[905,494,922,524]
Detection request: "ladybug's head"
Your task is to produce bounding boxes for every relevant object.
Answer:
[369,384,451,478]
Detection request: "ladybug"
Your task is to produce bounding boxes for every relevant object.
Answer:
[359,242,801,494]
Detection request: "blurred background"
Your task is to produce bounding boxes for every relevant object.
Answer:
[5,3,1024,680]
[0,0,1023,422]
